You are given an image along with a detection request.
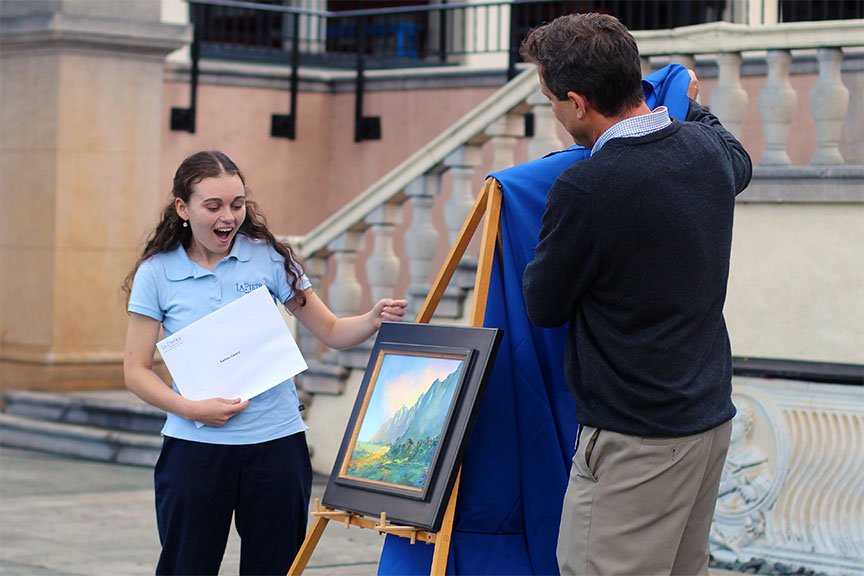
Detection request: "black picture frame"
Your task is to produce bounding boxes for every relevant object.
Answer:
[322,322,503,530]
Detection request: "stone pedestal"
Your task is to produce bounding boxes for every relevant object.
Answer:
[0,1,188,392]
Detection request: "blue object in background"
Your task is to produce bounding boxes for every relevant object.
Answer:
[377,64,691,575]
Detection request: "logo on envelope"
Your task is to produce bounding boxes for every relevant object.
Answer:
[158,336,183,353]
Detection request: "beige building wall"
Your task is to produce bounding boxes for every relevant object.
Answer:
[0,0,188,393]
[727,203,864,364]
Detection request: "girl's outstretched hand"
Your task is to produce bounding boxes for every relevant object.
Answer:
[373,298,408,327]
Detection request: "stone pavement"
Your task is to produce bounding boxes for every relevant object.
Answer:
[0,446,747,576]
[0,447,385,575]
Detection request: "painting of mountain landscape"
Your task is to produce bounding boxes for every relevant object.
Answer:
[342,352,466,492]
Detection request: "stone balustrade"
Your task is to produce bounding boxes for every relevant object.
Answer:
[291,19,863,402]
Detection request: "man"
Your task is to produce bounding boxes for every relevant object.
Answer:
[520,13,752,576]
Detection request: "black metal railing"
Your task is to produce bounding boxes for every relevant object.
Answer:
[170,0,864,142]
[779,0,864,23]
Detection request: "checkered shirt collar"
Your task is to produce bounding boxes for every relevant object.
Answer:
[591,106,671,156]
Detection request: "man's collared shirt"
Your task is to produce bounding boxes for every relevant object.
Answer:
[591,106,671,155]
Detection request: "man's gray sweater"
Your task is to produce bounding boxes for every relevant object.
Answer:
[522,101,752,436]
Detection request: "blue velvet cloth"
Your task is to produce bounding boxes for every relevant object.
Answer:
[377,64,692,575]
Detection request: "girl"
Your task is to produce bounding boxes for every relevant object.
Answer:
[123,150,406,575]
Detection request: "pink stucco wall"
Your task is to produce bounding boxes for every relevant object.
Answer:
[160,81,495,237]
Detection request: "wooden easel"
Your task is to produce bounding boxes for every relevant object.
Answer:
[287,178,503,576]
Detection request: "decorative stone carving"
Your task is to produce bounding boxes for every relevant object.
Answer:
[711,395,780,557]
[710,378,864,575]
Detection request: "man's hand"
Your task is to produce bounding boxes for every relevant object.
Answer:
[687,69,700,100]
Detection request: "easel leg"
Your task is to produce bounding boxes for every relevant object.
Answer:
[427,179,503,575]
[430,472,461,575]
[287,516,330,576]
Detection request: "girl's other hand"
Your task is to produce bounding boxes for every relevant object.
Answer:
[185,397,249,427]
[373,298,408,327]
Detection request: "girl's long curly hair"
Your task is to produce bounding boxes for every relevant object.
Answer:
[122,150,307,308]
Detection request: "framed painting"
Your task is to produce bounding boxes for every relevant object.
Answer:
[322,321,502,530]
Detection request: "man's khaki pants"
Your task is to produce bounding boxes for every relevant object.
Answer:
[557,419,732,576]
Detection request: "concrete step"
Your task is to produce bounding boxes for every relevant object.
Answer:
[3,390,165,434]
[0,412,161,467]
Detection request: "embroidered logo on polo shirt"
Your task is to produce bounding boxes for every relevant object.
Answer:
[236,282,263,294]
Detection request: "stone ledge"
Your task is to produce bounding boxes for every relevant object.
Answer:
[739,165,864,203]
[0,12,190,58]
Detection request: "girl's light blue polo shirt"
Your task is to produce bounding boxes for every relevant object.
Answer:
[128,235,312,445]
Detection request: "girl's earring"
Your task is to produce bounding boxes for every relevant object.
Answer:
[182,220,188,228]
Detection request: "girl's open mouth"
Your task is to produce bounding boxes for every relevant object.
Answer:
[215,228,233,241]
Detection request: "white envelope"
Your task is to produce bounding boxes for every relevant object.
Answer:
[157,285,307,405]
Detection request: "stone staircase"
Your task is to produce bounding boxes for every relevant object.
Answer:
[0,390,163,467]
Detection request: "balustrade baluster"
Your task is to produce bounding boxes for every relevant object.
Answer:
[440,145,482,319]
[404,174,441,319]
[758,50,797,166]
[296,253,349,395]
[526,88,566,159]
[326,231,370,370]
[486,113,523,172]
[711,52,748,138]
[365,203,401,305]
[640,56,652,79]
[296,255,326,362]
[810,47,849,166]
[326,231,363,318]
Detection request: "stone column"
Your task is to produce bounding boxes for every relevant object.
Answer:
[0,1,189,392]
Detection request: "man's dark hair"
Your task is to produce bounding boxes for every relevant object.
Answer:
[520,13,644,117]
